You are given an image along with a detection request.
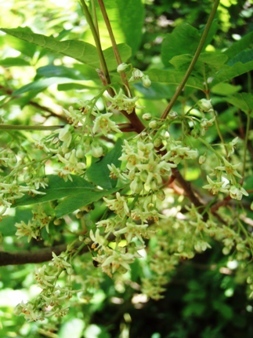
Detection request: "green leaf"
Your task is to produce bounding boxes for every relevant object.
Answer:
[1,26,100,67]
[134,82,175,100]
[226,92,253,115]
[36,65,84,80]
[211,83,241,96]
[13,175,95,207]
[1,27,131,71]
[146,68,204,91]
[211,60,253,86]
[85,0,144,54]
[13,77,76,96]
[2,34,37,58]
[55,187,118,218]
[161,23,200,67]
[169,52,227,73]
[57,83,88,91]
[103,43,132,70]
[0,57,30,67]
[227,49,253,66]
[198,52,228,68]
[224,31,253,59]
[86,138,123,189]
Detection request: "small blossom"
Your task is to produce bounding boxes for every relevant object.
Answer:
[92,113,121,135]
[229,185,248,200]
[142,75,151,87]
[105,89,138,114]
[197,99,214,113]
[103,192,129,218]
[117,63,129,72]
[203,176,229,195]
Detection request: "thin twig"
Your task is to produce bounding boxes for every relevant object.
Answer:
[161,0,220,120]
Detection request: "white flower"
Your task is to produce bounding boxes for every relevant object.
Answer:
[229,185,248,200]
[105,89,138,114]
[197,99,214,112]
[92,113,121,135]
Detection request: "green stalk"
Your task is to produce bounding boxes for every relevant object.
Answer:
[241,112,251,184]
[161,0,220,120]
[97,0,131,96]
[79,0,111,90]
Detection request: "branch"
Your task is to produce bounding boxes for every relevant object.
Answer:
[0,245,67,266]
[0,124,63,131]
[161,0,220,120]
[171,167,203,209]
[0,85,68,123]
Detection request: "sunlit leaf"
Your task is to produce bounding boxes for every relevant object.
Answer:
[161,23,200,67]
[0,27,131,70]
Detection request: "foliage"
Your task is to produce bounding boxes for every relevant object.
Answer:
[0,0,253,337]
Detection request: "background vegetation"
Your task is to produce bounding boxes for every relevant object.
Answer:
[0,0,253,337]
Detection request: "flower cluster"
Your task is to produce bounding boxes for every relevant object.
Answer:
[15,205,51,242]
[15,252,74,321]
[117,63,151,88]
[104,89,138,114]
[202,155,248,200]
[111,135,176,194]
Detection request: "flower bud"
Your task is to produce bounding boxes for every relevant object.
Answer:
[117,63,129,73]
[198,99,213,112]
[142,75,151,88]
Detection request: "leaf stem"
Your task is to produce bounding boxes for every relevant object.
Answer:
[241,112,251,184]
[161,0,220,120]
[97,0,131,96]
[79,0,112,92]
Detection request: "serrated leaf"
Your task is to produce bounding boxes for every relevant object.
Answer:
[227,49,253,66]
[211,83,241,96]
[226,93,253,115]
[13,175,95,207]
[1,27,100,67]
[146,68,204,91]
[86,138,123,189]
[1,27,131,71]
[161,23,200,67]
[211,60,253,86]
[224,31,253,59]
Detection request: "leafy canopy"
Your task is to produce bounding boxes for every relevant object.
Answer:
[0,0,253,337]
